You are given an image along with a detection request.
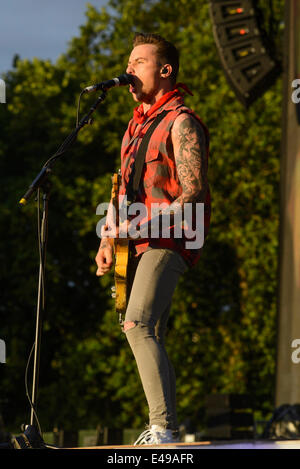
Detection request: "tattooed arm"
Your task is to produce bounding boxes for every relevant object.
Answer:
[95,200,114,276]
[137,113,208,239]
[171,113,208,205]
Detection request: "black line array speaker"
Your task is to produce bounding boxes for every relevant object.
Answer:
[209,0,281,107]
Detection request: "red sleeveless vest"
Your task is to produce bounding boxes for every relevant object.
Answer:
[120,91,211,266]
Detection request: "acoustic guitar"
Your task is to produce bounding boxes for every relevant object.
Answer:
[109,171,130,323]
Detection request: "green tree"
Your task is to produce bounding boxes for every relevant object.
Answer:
[0,0,284,435]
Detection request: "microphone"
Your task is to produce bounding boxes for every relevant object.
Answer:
[19,166,51,206]
[83,73,134,93]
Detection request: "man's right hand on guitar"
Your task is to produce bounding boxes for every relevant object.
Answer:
[95,237,113,276]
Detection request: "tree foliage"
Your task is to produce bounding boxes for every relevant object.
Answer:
[0,0,284,434]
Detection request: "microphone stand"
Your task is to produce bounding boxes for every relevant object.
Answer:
[19,89,107,448]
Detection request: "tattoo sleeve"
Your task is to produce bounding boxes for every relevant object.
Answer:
[172,113,208,205]
[138,115,208,239]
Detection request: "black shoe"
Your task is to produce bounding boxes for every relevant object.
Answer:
[11,425,46,449]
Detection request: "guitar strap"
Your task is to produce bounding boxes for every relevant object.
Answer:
[126,110,169,204]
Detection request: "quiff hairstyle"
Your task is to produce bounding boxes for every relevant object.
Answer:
[133,32,179,85]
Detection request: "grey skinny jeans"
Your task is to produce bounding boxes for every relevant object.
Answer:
[123,247,188,431]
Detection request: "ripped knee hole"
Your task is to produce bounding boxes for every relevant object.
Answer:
[123,321,136,332]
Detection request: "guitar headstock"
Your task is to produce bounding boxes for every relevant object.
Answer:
[111,171,121,200]
[111,170,122,227]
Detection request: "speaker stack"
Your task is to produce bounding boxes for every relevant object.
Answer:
[209,0,281,107]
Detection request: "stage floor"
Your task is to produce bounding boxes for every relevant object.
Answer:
[71,439,300,450]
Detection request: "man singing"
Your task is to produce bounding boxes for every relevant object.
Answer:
[95,32,211,445]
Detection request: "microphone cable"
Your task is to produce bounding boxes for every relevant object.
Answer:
[23,187,45,438]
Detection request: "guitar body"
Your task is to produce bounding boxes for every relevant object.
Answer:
[110,172,129,321]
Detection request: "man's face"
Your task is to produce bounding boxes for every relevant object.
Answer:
[126,43,162,104]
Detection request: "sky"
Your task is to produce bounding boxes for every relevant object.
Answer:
[0,0,109,76]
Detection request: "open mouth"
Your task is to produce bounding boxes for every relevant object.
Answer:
[128,75,137,94]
